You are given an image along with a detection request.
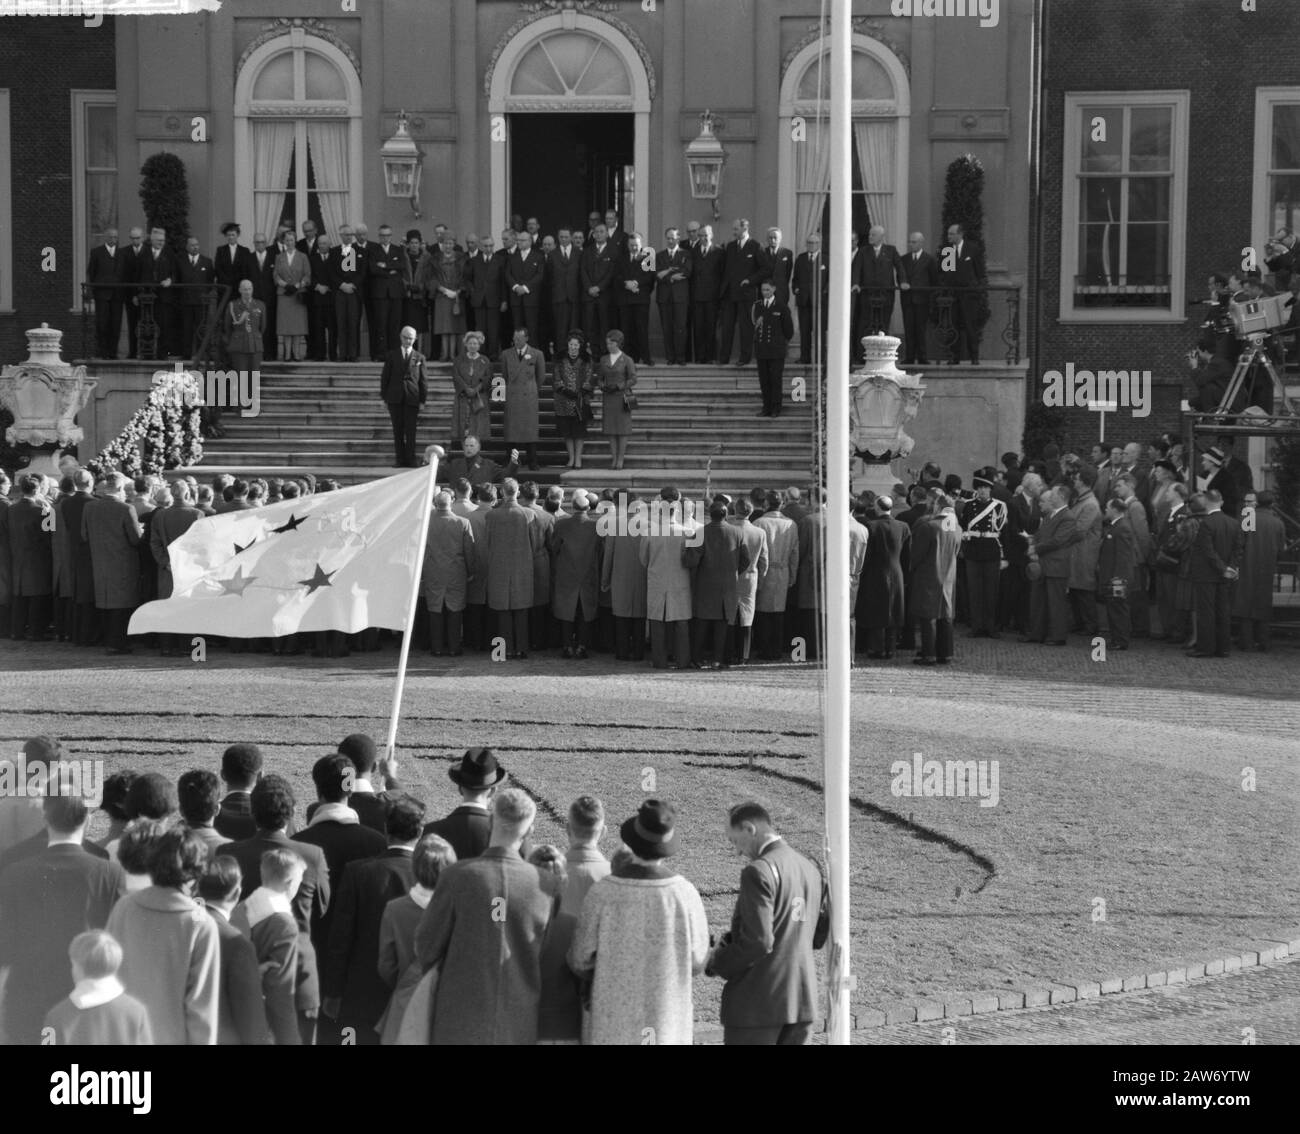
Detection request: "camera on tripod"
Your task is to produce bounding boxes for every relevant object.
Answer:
[1228,293,1292,339]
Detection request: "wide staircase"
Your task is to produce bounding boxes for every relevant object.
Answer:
[192,360,816,494]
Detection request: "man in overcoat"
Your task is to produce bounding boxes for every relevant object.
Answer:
[81,475,142,654]
[483,477,542,658]
[685,499,751,668]
[551,489,602,658]
[423,490,475,655]
[860,495,910,658]
[502,328,545,471]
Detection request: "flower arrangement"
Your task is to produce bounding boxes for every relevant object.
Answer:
[86,369,203,478]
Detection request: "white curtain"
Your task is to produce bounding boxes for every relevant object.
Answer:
[306,121,349,241]
[795,119,832,246]
[252,121,295,243]
[854,120,896,240]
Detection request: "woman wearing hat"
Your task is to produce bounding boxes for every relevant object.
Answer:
[568,799,710,1045]
[553,329,592,469]
[426,230,468,362]
[451,331,492,442]
[596,329,637,470]
[273,233,311,360]
[401,231,431,354]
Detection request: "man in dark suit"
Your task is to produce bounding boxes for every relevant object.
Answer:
[848,231,867,364]
[0,794,124,1045]
[328,224,364,362]
[198,856,271,1045]
[224,774,330,934]
[751,280,794,418]
[213,222,253,298]
[249,232,279,358]
[307,233,337,361]
[719,218,769,367]
[138,226,179,357]
[938,223,986,364]
[1098,497,1140,650]
[548,228,583,349]
[655,227,693,366]
[320,795,424,1044]
[685,499,751,667]
[1200,447,1240,518]
[603,209,630,258]
[215,742,262,841]
[764,226,795,308]
[791,233,828,364]
[492,228,518,351]
[175,236,216,360]
[861,225,903,338]
[580,223,619,348]
[380,326,427,467]
[86,227,127,358]
[61,469,98,646]
[122,227,150,358]
[1024,488,1076,644]
[899,231,938,364]
[506,230,546,352]
[691,224,726,363]
[616,233,657,364]
[306,732,398,834]
[8,474,53,641]
[367,223,410,359]
[467,234,504,361]
[421,748,509,861]
[1187,490,1244,658]
[708,802,822,1045]
[295,219,319,257]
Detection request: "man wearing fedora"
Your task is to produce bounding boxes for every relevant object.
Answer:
[422,748,523,862]
[415,788,553,1045]
[568,799,710,1045]
[708,802,822,1045]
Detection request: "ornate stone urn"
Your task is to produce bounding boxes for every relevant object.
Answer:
[848,333,925,497]
[0,324,97,474]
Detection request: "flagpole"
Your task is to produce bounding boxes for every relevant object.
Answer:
[385,445,444,765]
[824,0,855,1045]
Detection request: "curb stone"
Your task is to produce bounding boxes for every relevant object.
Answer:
[852,925,1300,1029]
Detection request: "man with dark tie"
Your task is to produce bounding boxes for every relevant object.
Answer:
[848,231,866,365]
[751,280,794,418]
[938,223,986,364]
[176,236,216,361]
[860,225,904,339]
[353,223,376,359]
[506,230,545,354]
[86,227,127,358]
[580,223,619,348]
[139,227,178,358]
[655,227,692,366]
[380,326,426,468]
[329,224,364,362]
[764,227,795,309]
[213,222,253,363]
[899,231,938,365]
[603,209,630,258]
[616,233,657,365]
[122,227,150,359]
[368,224,410,360]
[248,232,279,358]
[548,228,582,347]
[295,219,319,257]
[492,228,518,352]
[719,218,770,367]
[467,235,504,361]
[691,224,725,364]
[791,233,829,365]
[308,234,337,362]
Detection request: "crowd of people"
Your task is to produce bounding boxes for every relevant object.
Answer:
[0,736,825,1045]
[0,424,1283,663]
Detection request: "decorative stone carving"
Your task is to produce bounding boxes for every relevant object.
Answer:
[0,325,98,449]
[239,17,361,80]
[783,17,911,80]
[848,334,925,496]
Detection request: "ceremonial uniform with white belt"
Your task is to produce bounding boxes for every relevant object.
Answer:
[960,472,1007,637]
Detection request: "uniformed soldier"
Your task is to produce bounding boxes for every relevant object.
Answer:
[960,468,1007,638]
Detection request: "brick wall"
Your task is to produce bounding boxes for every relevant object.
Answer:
[1034,0,1300,457]
[0,18,116,362]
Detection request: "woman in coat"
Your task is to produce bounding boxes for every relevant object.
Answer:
[427,233,468,362]
[595,329,636,470]
[450,331,491,443]
[273,241,311,360]
[908,499,961,665]
[402,231,432,354]
[553,330,592,469]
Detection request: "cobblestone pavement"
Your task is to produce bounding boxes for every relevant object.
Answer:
[855,955,1300,1044]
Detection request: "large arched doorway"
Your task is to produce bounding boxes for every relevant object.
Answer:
[233,25,363,243]
[487,11,652,241]
[778,34,910,250]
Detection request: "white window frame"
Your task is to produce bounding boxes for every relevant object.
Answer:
[1252,87,1300,253]
[0,89,12,313]
[1059,90,1189,324]
[71,89,117,312]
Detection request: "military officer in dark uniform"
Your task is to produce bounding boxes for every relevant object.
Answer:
[751,280,794,418]
[960,469,1007,638]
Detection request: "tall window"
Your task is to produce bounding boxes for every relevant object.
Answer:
[1257,92,1300,236]
[72,91,117,308]
[1061,92,1188,321]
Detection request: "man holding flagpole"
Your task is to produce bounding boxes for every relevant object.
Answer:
[381,326,427,468]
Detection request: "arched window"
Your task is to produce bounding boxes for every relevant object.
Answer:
[778,36,910,250]
[234,29,362,246]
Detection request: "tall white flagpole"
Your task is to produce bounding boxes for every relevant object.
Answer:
[824,0,855,1045]
[385,444,444,764]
